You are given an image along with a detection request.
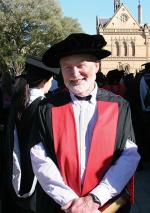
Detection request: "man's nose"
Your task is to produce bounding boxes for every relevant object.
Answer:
[71,66,80,77]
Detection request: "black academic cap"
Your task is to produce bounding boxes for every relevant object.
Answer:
[142,62,150,71]
[25,56,60,76]
[106,69,124,84]
[42,33,111,68]
[25,56,60,86]
[107,69,124,78]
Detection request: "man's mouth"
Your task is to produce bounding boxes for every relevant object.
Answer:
[70,78,85,85]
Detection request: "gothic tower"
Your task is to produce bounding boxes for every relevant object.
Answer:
[96,0,150,74]
[114,0,121,13]
[138,0,142,24]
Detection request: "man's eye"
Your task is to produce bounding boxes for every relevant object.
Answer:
[78,64,85,69]
[62,66,70,71]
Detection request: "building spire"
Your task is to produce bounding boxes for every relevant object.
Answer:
[114,0,121,13]
[138,0,142,24]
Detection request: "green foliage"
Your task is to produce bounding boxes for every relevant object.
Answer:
[60,17,83,38]
[0,0,83,75]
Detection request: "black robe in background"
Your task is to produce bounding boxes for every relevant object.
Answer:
[29,88,135,213]
[126,74,150,164]
[0,86,3,198]
[1,97,42,213]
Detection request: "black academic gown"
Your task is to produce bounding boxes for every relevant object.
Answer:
[1,97,42,213]
[0,86,3,198]
[30,88,135,213]
[126,74,150,164]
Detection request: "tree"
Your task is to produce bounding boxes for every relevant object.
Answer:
[0,0,83,75]
[60,16,83,38]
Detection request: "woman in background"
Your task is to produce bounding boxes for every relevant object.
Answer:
[1,56,59,213]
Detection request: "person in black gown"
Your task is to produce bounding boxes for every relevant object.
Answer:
[1,56,59,213]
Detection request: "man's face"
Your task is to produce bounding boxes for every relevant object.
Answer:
[60,54,99,96]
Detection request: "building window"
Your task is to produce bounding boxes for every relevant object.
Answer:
[131,41,135,56]
[123,41,127,56]
[115,41,120,56]
[120,13,128,22]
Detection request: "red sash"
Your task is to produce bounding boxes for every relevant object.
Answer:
[52,101,118,195]
[51,100,134,210]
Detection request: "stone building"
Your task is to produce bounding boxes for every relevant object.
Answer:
[96,0,150,75]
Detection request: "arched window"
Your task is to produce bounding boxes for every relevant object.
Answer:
[131,41,135,56]
[123,41,127,56]
[115,41,120,56]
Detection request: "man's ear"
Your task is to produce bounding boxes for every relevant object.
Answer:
[95,61,100,73]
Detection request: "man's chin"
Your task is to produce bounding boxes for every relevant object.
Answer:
[70,88,87,96]
[66,82,89,93]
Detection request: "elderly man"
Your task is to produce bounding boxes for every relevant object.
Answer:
[30,33,140,213]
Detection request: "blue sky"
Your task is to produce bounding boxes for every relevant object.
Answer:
[59,0,150,34]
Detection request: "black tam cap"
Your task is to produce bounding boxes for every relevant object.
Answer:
[106,69,124,84]
[142,62,150,72]
[42,33,111,68]
[25,56,60,87]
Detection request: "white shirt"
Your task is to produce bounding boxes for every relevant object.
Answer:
[28,88,45,105]
[30,85,140,206]
[12,88,45,197]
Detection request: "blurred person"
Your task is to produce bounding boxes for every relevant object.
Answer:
[96,71,106,88]
[102,69,126,98]
[0,68,3,199]
[127,62,150,168]
[0,71,14,131]
[0,71,14,200]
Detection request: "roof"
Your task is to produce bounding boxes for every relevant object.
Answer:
[98,18,111,27]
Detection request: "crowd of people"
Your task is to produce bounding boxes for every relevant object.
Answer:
[96,63,150,167]
[1,32,149,213]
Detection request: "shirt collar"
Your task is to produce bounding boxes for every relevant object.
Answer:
[29,88,45,104]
